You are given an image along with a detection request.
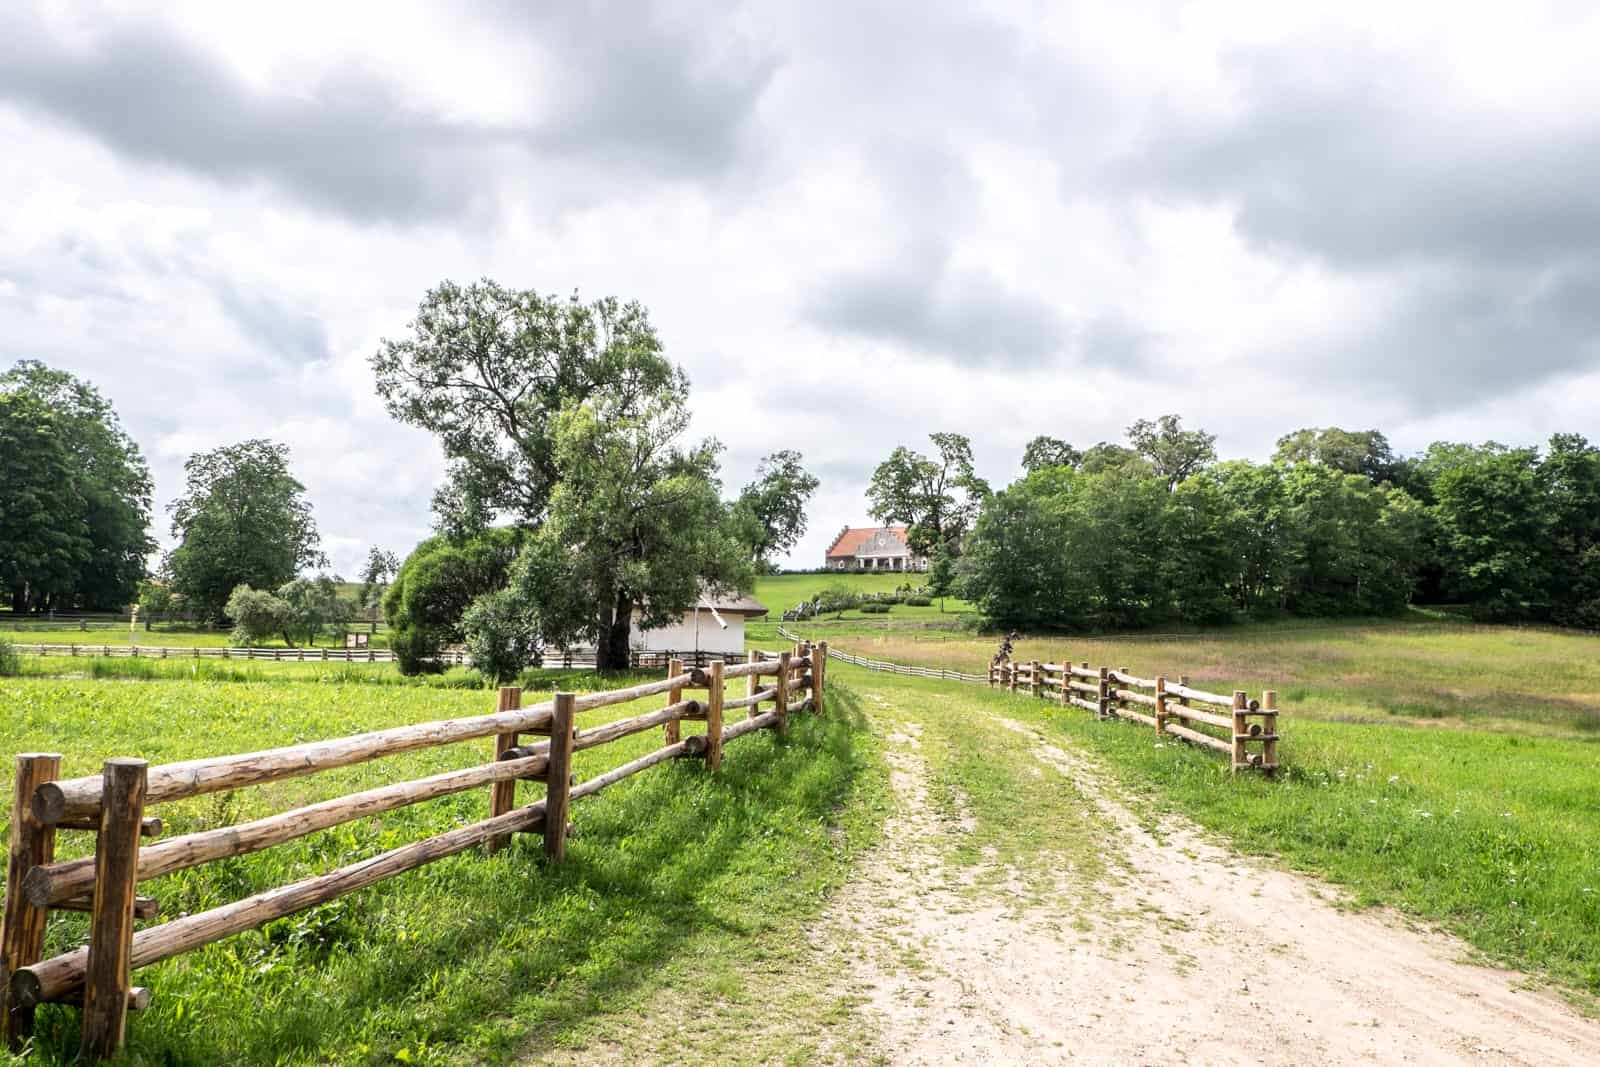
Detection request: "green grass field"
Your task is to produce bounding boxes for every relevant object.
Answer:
[751,571,973,623]
[0,668,884,1065]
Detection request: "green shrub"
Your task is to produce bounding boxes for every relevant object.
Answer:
[905,596,932,607]
[0,637,19,677]
[858,602,891,614]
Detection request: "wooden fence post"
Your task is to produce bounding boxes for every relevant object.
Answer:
[486,686,522,855]
[1097,667,1110,720]
[3,753,61,1049]
[706,660,725,770]
[814,642,828,715]
[544,695,575,862]
[1030,660,1042,699]
[774,651,791,735]
[1154,676,1168,737]
[1175,674,1191,727]
[1261,690,1279,775]
[1007,662,1017,693]
[745,650,761,719]
[1230,690,1248,775]
[664,658,684,745]
[80,758,148,1062]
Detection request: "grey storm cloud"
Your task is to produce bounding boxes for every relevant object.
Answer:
[0,4,775,224]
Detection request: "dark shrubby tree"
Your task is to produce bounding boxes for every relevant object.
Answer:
[165,440,326,622]
[731,450,820,571]
[0,392,87,612]
[0,361,153,611]
[1540,434,1600,628]
[868,432,991,557]
[1421,443,1552,621]
[384,527,522,673]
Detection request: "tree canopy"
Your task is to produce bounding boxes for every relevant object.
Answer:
[372,280,680,532]
[867,433,990,557]
[165,440,326,622]
[1127,415,1217,490]
[0,361,153,611]
[731,450,820,571]
[1021,435,1082,473]
[508,387,751,668]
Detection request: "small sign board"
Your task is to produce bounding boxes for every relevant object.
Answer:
[345,631,371,649]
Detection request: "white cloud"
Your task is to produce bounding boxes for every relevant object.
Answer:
[2,0,1598,576]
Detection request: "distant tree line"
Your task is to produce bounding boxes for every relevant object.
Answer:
[958,421,1600,631]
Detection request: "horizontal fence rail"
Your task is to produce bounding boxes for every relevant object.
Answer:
[774,627,1279,774]
[0,642,827,1062]
[5,644,758,670]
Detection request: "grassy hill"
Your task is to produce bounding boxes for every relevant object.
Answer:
[751,571,973,626]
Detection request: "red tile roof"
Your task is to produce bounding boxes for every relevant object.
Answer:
[826,525,910,559]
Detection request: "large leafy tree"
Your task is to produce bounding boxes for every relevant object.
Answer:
[1423,443,1551,621]
[357,547,401,613]
[371,280,679,531]
[1126,415,1217,490]
[867,433,991,557]
[1540,433,1600,628]
[1021,435,1081,473]
[731,450,820,571]
[1274,427,1397,484]
[165,440,327,622]
[510,389,751,669]
[0,393,88,612]
[0,361,153,610]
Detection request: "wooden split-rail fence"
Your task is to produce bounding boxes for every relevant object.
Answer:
[990,659,1278,775]
[0,642,827,1061]
[6,644,753,670]
[770,628,1279,775]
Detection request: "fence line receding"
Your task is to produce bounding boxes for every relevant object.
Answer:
[0,641,827,1062]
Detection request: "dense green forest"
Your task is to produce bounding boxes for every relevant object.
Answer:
[959,425,1600,631]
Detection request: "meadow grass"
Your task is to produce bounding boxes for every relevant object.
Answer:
[752,572,974,623]
[0,668,885,1065]
[787,615,1600,736]
[1,626,391,650]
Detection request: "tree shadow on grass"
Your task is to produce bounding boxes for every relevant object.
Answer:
[21,693,878,1065]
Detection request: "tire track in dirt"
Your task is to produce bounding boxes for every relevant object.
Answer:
[817,703,1600,1065]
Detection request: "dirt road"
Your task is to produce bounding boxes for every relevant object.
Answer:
[824,713,1600,1065]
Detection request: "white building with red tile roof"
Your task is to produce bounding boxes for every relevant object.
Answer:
[823,525,927,572]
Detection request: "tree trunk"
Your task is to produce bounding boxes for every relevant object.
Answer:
[596,591,633,670]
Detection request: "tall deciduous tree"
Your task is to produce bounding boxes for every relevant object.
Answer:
[371,280,679,532]
[1020,435,1081,473]
[166,440,327,622]
[510,389,751,669]
[867,433,991,557]
[0,392,87,613]
[1126,415,1217,490]
[357,547,401,612]
[1273,427,1398,484]
[731,450,820,571]
[0,361,153,611]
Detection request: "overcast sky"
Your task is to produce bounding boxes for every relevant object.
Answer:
[4,1,1599,576]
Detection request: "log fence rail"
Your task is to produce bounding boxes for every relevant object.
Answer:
[0,642,826,1061]
[771,627,1278,774]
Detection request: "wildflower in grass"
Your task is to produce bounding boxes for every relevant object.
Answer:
[1388,775,1399,784]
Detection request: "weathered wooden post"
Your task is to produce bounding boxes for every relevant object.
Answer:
[1097,667,1110,720]
[664,658,684,745]
[1230,690,1249,775]
[745,651,761,719]
[544,694,575,861]
[1007,661,1017,693]
[3,753,61,1048]
[1261,690,1279,775]
[1030,660,1042,699]
[1175,674,1191,727]
[774,651,791,735]
[79,758,148,1062]
[1059,659,1070,707]
[1154,676,1168,737]
[486,686,522,855]
[705,660,726,770]
[814,641,828,715]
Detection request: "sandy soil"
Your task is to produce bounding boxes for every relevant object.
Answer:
[822,717,1600,1066]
